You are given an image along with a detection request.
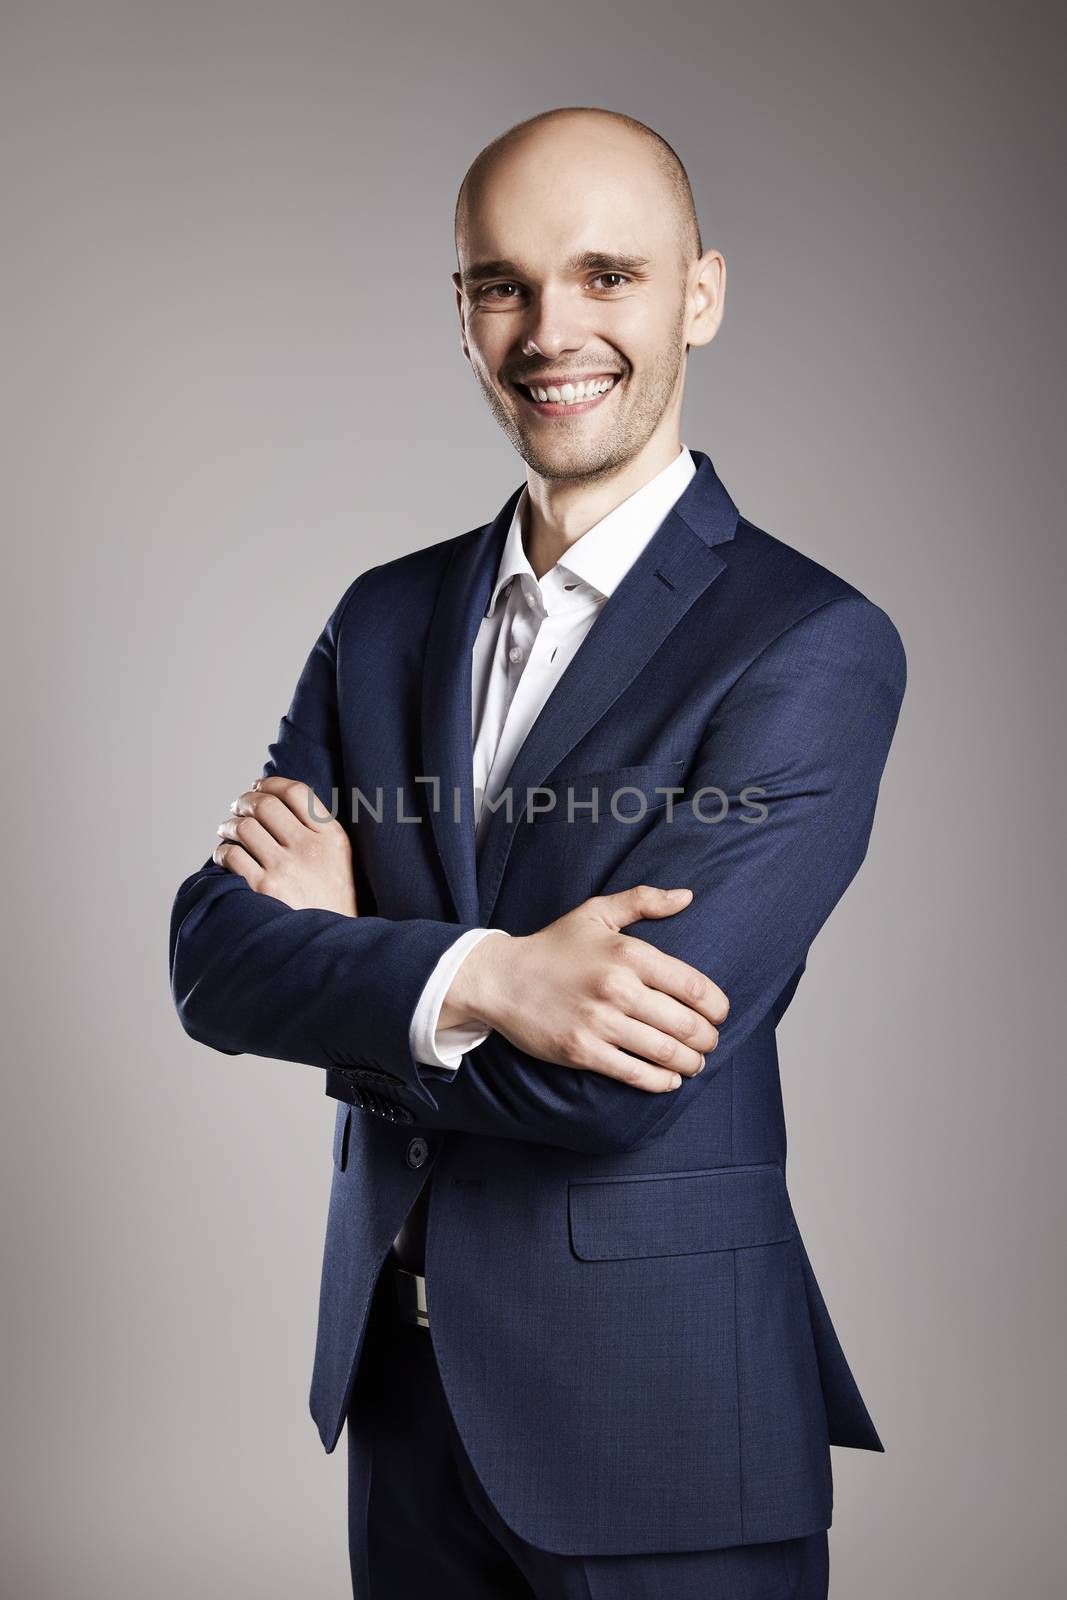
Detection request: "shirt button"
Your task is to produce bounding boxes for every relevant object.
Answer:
[508,645,523,664]
[405,1137,429,1169]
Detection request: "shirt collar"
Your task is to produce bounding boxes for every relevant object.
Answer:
[484,445,697,619]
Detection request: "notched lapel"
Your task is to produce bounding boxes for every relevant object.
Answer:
[420,485,521,926]
[420,452,741,931]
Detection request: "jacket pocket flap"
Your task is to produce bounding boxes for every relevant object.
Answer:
[568,1163,794,1261]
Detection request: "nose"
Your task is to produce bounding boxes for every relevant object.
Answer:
[520,285,587,362]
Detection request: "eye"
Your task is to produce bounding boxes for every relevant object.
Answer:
[480,282,522,300]
[590,273,630,291]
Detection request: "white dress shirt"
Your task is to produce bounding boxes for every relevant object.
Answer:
[407,444,698,1071]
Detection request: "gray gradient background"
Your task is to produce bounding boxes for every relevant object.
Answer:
[2,1,1063,1595]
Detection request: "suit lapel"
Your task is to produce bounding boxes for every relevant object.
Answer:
[421,451,741,929]
[420,483,521,927]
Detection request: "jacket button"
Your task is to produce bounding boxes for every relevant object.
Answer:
[405,1137,429,1169]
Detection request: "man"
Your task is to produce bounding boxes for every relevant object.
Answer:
[170,105,906,1598]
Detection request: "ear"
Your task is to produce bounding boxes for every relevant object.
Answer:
[452,271,471,363]
[686,250,726,350]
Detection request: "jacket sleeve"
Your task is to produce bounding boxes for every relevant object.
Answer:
[167,573,487,1110]
[384,593,907,1154]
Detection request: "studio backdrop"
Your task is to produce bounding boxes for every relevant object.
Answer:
[2,2,1063,1597]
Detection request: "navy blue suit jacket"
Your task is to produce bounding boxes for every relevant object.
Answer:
[169,450,907,1554]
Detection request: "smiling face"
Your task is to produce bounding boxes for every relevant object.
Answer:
[453,113,722,486]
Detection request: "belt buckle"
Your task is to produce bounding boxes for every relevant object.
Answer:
[392,1263,430,1328]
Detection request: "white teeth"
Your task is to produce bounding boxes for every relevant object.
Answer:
[526,376,616,404]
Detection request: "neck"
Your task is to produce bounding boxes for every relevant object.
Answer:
[522,434,683,581]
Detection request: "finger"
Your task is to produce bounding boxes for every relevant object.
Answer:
[590,883,693,928]
[567,1035,685,1094]
[609,985,720,1058]
[250,775,337,830]
[624,941,729,1026]
[212,837,268,890]
[215,814,278,870]
[602,1012,708,1076]
[230,790,304,849]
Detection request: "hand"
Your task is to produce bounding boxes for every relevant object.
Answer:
[442,885,729,1093]
[213,775,358,917]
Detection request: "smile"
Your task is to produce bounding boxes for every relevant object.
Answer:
[512,373,622,415]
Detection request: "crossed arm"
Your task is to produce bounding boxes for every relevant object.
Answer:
[170,586,906,1155]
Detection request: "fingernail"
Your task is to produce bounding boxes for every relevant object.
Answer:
[696,1057,706,1072]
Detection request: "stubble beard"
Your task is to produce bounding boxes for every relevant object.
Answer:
[475,312,687,487]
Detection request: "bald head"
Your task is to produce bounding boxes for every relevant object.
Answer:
[450,106,724,486]
[454,106,702,278]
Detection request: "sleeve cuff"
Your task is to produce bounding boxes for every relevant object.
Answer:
[408,928,511,1072]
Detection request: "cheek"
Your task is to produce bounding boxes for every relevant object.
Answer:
[474,350,515,400]
[616,300,685,364]
[468,317,512,364]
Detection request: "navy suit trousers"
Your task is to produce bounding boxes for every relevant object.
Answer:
[346,1258,830,1600]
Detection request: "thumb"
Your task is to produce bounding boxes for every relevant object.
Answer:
[595,884,693,931]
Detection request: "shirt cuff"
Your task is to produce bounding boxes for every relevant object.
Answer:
[408,927,511,1071]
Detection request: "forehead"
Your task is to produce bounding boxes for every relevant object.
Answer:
[459,130,673,269]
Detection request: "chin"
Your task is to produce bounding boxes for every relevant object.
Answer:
[524,444,622,482]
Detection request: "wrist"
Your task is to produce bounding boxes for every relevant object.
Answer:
[439,929,515,1031]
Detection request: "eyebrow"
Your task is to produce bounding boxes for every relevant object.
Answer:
[459,250,653,289]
